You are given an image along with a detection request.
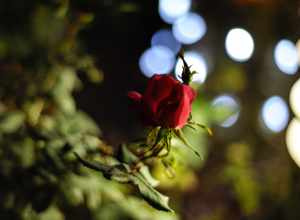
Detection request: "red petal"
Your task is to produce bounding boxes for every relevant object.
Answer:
[170,86,192,128]
[127,91,142,102]
[143,74,179,116]
[182,85,197,103]
[144,74,179,100]
[158,84,196,128]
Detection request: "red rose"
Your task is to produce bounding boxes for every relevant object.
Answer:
[128,74,196,129]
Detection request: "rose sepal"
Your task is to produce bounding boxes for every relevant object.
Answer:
[173,129,203,159]
[186,120,213,136]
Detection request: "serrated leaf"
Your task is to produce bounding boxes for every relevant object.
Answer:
[74,153,111,173]
[139,166,160,187]
[120,145,160,187]
[75,153,172,212]
[130,172,173,212]
[120,144,139,164]
[109,164,131,183]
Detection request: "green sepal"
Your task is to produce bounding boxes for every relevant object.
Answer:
[187,121,213,136]
[173,129,203,159]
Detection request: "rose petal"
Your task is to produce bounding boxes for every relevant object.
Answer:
[165,85,192,128]
[182,85,197,103]
[129,74,196,128]
[127,91,142,102]
[143,74,179,115]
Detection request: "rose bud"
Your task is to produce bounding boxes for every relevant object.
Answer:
[128,74,196,129]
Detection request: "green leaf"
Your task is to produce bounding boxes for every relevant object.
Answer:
[55,94,76,114]
[120,145,160,187]
[75,153,173,212]
[86,67,103,83]
[23,98,44,125]
[0,111,25,133]
[74,153,111,174]
[120,144,139,164]
[110,164,132,183]
[131,172,172,212]
[139,166,160,187]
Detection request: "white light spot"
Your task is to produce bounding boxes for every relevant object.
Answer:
[286,118,300,167]
[139,46,175,78]
[262,96,289,133]
[172,12,207,45]
[175,51,207,84]
[151,29,181,54]
[274,39,299,75]
[296,39,300,62]
[225,28,254,62]
[158,0,191,24]
[212,95,240,127]
[290,78,300,118]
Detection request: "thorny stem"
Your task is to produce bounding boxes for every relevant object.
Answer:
[178,50,193,85]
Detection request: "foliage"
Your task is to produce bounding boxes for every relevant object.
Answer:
[0,1,178,219]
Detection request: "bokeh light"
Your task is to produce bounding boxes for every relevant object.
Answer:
[261,96,289,133]
[175,51,207,83]
[290,78,300,118]
[274,39,298,75]
[286,118,300,167]
[212,95,240,127]
[172,12,207,45]
[225,28,254,62]
[158,0,191,24]
[139,46,175,77]
[296,39,300,61]
[151,29,181,54]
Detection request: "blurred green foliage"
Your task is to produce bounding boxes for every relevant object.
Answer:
[0,1,176,219]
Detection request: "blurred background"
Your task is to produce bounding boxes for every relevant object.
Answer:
[1,0,300,220]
